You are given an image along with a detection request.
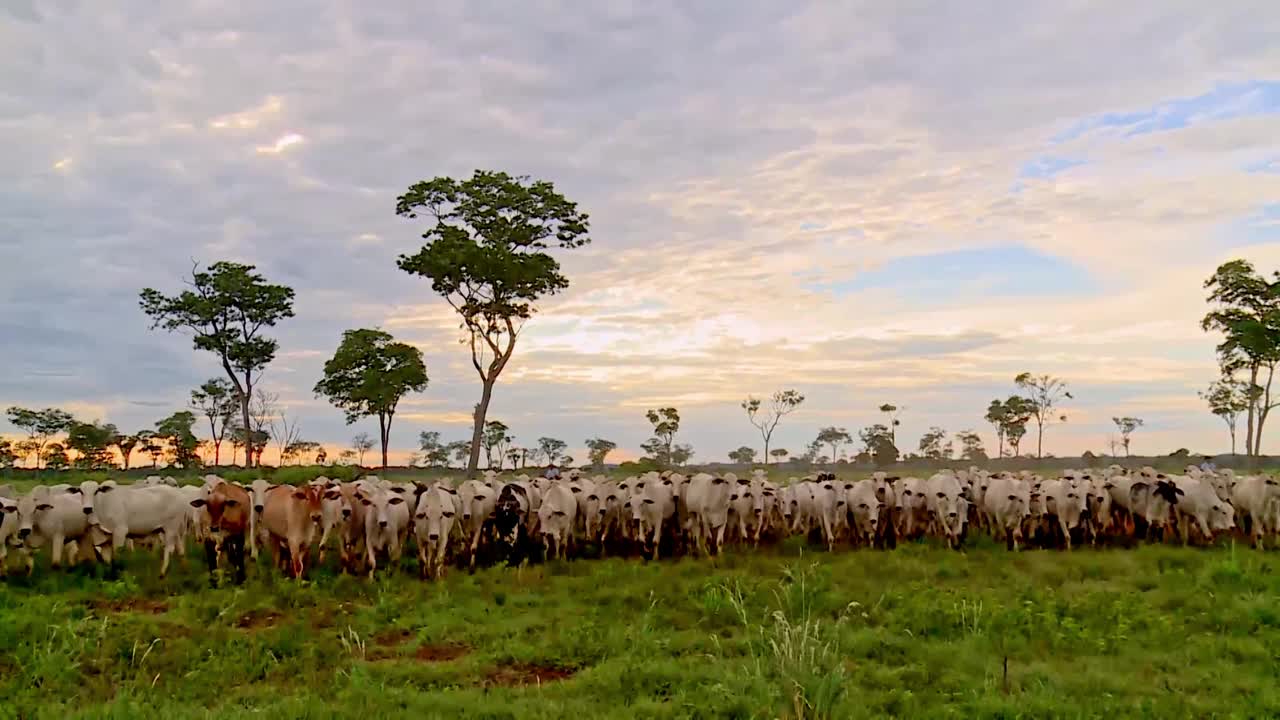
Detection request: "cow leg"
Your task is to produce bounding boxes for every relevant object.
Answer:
[203,538,219,585]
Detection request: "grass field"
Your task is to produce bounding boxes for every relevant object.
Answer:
[3,533,1279,719]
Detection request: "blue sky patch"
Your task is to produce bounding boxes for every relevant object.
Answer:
[1053,80,1280,143]
[1019,155,1086,179]
[807,245,1096,300]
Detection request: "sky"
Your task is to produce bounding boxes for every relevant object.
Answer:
[1,1,1279,466]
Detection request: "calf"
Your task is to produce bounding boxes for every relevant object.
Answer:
[845,479,883,547]
[16,486,95,573]
[631,473,677,560]
[925,472,965,549]
[245,479,275,559]
[983,473,1030,551]
[683,473,732,557]
[189,481,250,585]
[261,485,325,578]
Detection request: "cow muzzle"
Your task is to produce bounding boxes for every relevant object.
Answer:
[82,507,93,515]
[18,528,31,539]
[342,509,351,519]
[254,504,264,513]
[379,520,388,529]
[428,533,439,541]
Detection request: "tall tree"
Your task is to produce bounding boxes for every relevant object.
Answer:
[0,440,15,469]
[585,437,617,470]
[66,421,118,469]
[283,440,320,465]
[137,430,163,469]
[140,261,295,467]
[396,170,591,476]
[537,437,567,466]
[1014,373,1072,458]
[742,389,805,465]
[270,408,303,467]
[1202,260,1280,456]
[352,433,374,467]
[190,378,237,465]
[815,427,853,464]
[1201,376,1251,454]
[728,446,757,464]
[314,328,429,468]
[445,440,472,466]
[770,448,790,462]
[155,411,201,468]
[1112,417,1144,457]
[5,407,73,469]
[878,404,904,447]
[918,427,952,460]
[669,444,694,466]
[642,408,681,468]
[247,389,277,467]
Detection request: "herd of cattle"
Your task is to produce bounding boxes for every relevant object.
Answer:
[0,463,1273,583]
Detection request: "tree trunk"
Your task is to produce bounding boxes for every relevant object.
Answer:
[240,384,254,468]
[1246,365,1259,456]
[763,433,771,466]
[379,413,390,469]
[1255,364,1276,456]
[467,380,495,477]
[1036,419,1044,459]
[1230,422,1237,455]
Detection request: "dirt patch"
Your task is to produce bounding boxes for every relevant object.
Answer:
[89,598,170,615]
[482,662,575,687]
[235,609,284,630]
[372,628,414,648]
[310,601,358,630]
[414,643,469,662]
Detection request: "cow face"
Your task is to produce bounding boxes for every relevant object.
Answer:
[249,479,274,515]
[415,488,457,543]
[361,489,406,531]
[493,484,527,543]
[191,481,250,535]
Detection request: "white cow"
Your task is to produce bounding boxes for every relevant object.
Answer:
[983,473,1031,551]
[413,485,459,579]
[1169,474,1234,544]
[845,479,882,547]
[81,481,192,576]
[537,483,578,560]
[925,472,965,548]
[682,473,733,557]
[360,486,410,577]
[457,479,497,570]
[1231,474,1280,548]
[631,472,676,559]
[15,486,95,573]
[0,493,18,575]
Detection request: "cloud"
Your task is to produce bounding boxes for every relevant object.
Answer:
[1,2,1277,463]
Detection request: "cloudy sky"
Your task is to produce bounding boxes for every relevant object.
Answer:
[2,1,1278,465]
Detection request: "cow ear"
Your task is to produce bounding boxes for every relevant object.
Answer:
[1175,487,1185,496]
[67,487,81,494]
[1157,474,1167,480]
[37,503,54,511]
[99,485,114,493]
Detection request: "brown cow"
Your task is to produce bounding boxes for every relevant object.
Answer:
[189,481,250,585]
[261,484,324,578]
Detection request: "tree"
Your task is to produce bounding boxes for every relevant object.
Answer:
[419,431,451,467]
[670,444,694,466]
[140,261,295,468]
[1112,417,1144,457]
[138,431,163,469]
[270,407,303,469]
[642,408,681,468]
[283,440,320,465]
[800,440,822,464]
[585,437,617,470]
[481,421,514,468]
[316,447,328,465]
[314,328,429,468]
[338,449,357,466]
[155,411,201,468]
[815,427,852,464]
[110,432,141,470]
[879,404,904,446]
[858,425,899,467]
[918,427,952,460]
[246,389,277,467]
[190,378,237,465]
[1201,376,1251,454]
[5,407,73,468]
[43,442,70,470]
[396,170,591,476]
[1202,259,1280,456]
[742,390,805,465]
[537,437,568,466]
[504,448,523,469]
[984,400,1009,458]
[67,421,118,469]
[0,440,15,469]
[446,440,472,466]
[728,446,757,464]
[770,448,789,462]
[956,430,987,461]
[352,433,374,467]
[1014,373,1072,458]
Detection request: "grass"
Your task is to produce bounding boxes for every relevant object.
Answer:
[3,535,1280,719]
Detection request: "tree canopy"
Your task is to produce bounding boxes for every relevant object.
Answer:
[5,407,73,468]
[742,389,804,465]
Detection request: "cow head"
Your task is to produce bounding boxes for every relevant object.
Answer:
[190,481,250,535]
[414,488,458,543]
[493,484,527,543]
